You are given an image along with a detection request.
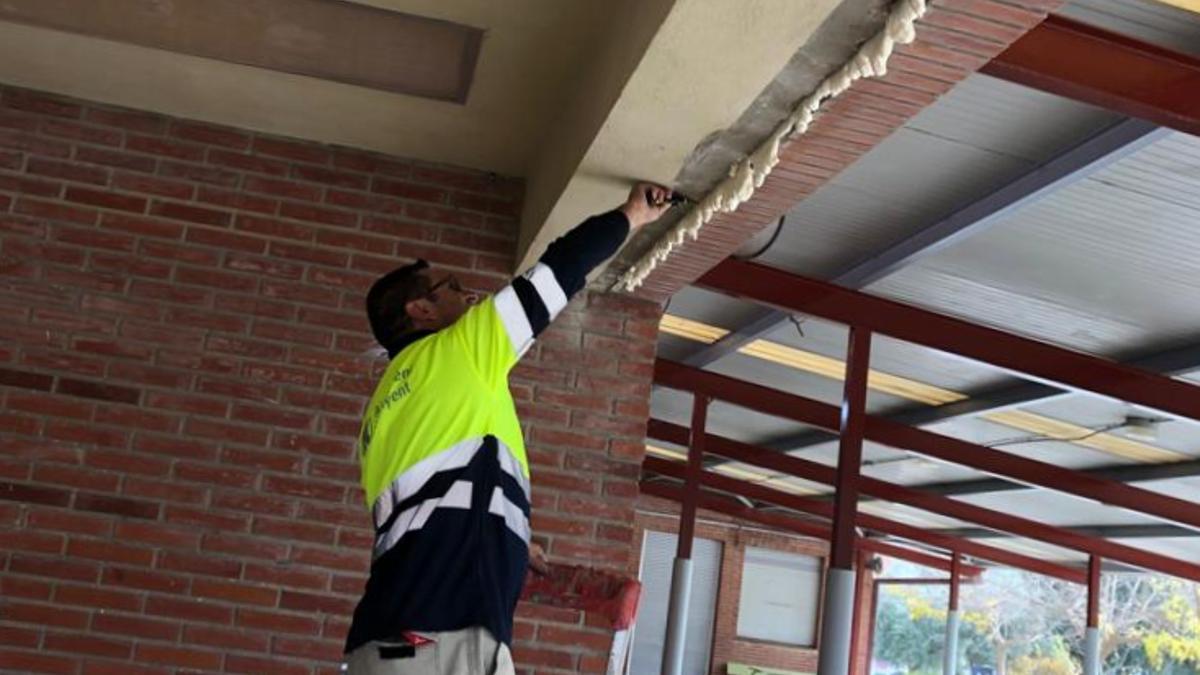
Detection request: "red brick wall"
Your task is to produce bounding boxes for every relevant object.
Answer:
[0,85,660,674]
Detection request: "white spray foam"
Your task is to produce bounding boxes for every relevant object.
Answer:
[617,0,928,292]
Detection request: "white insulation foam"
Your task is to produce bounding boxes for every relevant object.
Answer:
[617,0,928,292]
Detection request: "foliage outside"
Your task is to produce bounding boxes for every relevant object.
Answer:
[871,561,1200,675]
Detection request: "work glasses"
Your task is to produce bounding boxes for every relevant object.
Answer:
[427,274,464,296]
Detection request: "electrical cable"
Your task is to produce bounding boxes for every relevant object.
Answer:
[788,314,806,338]
[985,422,1127,449]
[739,215,787,261]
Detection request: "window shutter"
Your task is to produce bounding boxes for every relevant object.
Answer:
[629,530,722,674]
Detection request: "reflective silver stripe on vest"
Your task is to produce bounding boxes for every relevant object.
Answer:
[371,438,482,530]
[495,438,530,501]
[373,483,532,559]
[524,262,568,318]
[488,487,530,543]
[373,480,473,559]
[371,437,530,531]
[493,286,533,359]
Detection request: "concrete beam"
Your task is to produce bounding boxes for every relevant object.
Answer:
[516,0,845,270]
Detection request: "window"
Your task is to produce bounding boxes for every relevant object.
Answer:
[736,547,822,646]
[629,530,722,675]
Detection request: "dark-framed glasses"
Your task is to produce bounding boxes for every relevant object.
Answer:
[427,274,464,296]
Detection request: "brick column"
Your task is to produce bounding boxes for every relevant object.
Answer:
[510,290,661,674]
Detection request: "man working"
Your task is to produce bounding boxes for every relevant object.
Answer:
[344,183,675,674]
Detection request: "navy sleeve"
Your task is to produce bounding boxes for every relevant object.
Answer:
[477,209,631,368]
[538,209,631,298]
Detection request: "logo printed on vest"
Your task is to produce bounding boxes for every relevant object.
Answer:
[360,367,415,458]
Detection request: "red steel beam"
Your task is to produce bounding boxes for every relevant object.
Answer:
[860,471,1200,582]
[1087,554,1102,628]
[830,328,872,569]
[654,360,1200,533]
[983,15,1200,138]
[642,480,985,579]
[695,260,1200,422]
[642,480,829,539]
[676,395,708,560]
[645,433,1079,584]
[646,420,1200,583]
[644,455,1083,583]
[863,540,982,579]
[949,552,961,612]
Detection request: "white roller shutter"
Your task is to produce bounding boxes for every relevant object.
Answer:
[736,547,822,646]
[628,530,722,675]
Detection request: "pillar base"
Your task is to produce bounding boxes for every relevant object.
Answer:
[1083,626,1100,675]
[817,567,857,675]
[661,557,694,675]
[943,610,960,675]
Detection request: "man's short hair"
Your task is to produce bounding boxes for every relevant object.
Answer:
[366,259,431,354]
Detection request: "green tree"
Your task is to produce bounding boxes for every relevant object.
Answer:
[1137,577,1200,672]
[871,560,1200,674]
[874,590,945,672]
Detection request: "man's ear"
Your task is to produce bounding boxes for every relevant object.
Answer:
[404,298,437,325]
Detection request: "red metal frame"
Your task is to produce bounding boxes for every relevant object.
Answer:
[864,540,983,578]
[695,260,1200,422]
[830,328,872,570]
[867,579,882,669]
[1088,555,1102,629]
[643,455,1085,583]
[676,395,708,560]
[649,415,1200,581]
[643,480,827,536]
[949,552,961,613]
[849,548,871,675]
[642,480,973,575]
[654,360,1200,533]
[983,15,1200,138]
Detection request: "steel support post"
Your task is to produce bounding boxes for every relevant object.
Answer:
[661,394,708,675]
[818,328,872,675]
[943,553,962,675]
[1084,555,1102,675]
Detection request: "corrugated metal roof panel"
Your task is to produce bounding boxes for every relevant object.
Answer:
[761,319,1007,398]
[664,286,770,331]
[971,536,1087,563]
[870,130,1200,355]
[650,387,804,446]
[961,490,1163,528]
[1113,537,1200,562]
[759,74,1120,280]
[1023,396,1200,460]
[903,75,1124,165]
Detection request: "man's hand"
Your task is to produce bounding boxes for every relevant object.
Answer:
[619,182,674,230]
[529,542,550,576]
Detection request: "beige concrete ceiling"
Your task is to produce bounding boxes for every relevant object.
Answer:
[0,0,612,177]
[0,0,850,270]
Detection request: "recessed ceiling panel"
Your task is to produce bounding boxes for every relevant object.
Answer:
[0,0,482,102]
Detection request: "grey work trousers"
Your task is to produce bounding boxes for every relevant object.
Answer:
[344,627,516,675]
